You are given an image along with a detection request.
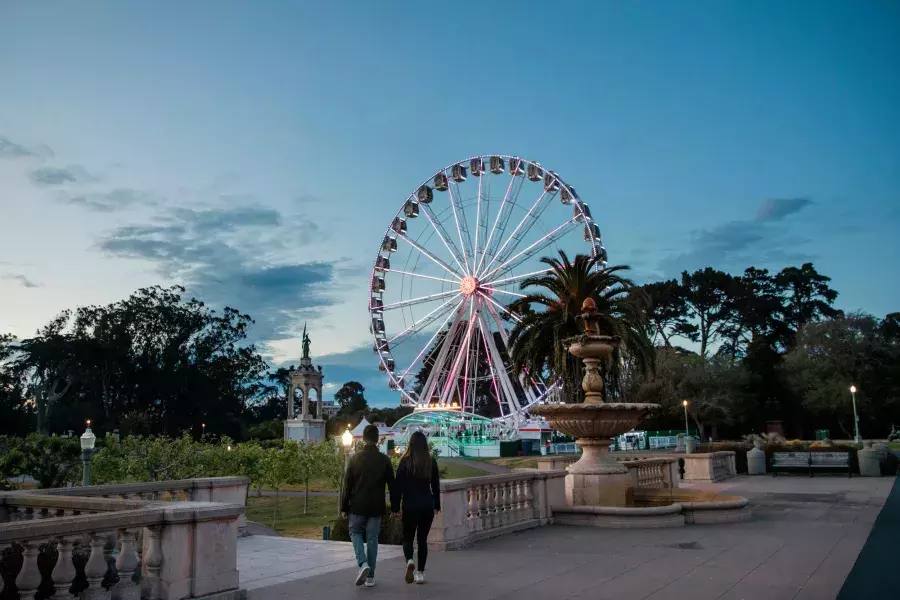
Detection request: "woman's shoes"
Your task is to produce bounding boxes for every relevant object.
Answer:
[405,560,415,584]
[414,571,425,584]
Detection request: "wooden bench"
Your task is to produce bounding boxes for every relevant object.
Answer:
[771,451,851,477]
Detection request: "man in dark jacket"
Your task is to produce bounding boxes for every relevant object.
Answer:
[340,424,394,587]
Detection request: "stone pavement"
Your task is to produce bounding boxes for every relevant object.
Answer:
[239,537,404,590]
[242,475,897,600]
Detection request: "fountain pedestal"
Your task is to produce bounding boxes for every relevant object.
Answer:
[530,299,658,508]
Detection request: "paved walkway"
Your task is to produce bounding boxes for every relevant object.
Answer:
[837,476,900,599]
[241,475,897,600]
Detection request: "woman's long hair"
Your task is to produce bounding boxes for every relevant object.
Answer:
[403,431,433,481]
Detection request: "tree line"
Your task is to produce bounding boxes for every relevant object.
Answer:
[507,253,899,440]
[2,258,898,443]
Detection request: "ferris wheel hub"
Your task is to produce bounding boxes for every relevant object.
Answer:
[460,275,479,296]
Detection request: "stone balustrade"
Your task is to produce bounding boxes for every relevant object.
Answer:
[623,458,678,489]
[537,455,680,489]
[429,470,566,550]
[1,477,248,600]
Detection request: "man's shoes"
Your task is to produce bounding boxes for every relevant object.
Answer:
[405,560,415,584]
[365,578,375,588]
[355,564,370,586]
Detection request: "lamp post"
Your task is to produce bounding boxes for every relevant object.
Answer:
[80,420,97,487]
[340,427,353,517]
[849,385,861,444]
[682,400,690,438]
[201,422,206,439]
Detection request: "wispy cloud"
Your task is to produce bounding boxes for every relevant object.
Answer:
[65,188,153,212]
[98,204,336,344]
[756,197,813,222]
[2,274,41,288]
[658,197,815,276]
[0,135,54,160]
[30,165,96,186]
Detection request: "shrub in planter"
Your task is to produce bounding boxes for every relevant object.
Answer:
[330,509,404,545]
[879,450,899,476]
[696,443,751,474]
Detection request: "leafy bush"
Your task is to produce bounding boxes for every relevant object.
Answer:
[21,434,81,488]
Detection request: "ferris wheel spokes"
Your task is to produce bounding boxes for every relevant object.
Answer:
[397,232,462,280]
[383,268,459,285]
[447,182,475,274]
[419,204,469,276]
[488,268,553,287]
[388,293,463,345]
[474,173,518,276]
[478,188,551,278]
[381,289,460,312]
[477,290,522,324]
[396,295,466,383]
[481,218,579,282]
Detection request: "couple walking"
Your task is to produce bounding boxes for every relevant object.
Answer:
[340,424,440,588]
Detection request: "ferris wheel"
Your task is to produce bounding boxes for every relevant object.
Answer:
[369,155,606,423]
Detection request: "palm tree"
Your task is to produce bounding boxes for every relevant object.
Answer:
[508,250,652,403]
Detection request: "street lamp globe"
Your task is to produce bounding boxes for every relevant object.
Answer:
[341,427,353,448]
[682,400,688,407]
[80,421,96,451]
[850,385,857,394]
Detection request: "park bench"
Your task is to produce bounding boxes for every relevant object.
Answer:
[771,451,851,477]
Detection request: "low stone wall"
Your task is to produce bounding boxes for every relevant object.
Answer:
[0,477,249,600]
[429,470,567,550]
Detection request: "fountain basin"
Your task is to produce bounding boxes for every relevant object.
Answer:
[553,488,751,528]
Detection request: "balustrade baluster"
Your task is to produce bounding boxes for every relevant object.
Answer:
[0,543,8,596]
[498,483,508,526]
[466,488,477,533]
[83,533,111,600]
[488,484,499,529]
[51,537,78,600]
[142,526,163,600]
[15,539,44,600]
[111,530,140,600]
[524,480,533,518]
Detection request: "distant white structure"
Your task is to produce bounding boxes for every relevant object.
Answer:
[284,324,336,443]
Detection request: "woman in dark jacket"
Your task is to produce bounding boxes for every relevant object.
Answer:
[390,431,440,584]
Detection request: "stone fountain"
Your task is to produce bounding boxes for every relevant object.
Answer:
[530,298,660,507]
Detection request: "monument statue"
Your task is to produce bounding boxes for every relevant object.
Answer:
[302,322,311,359]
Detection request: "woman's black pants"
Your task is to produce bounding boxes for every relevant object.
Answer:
[402,512,434,571]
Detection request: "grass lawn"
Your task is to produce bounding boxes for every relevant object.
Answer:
[246,494,339,539]
[888,442,900,451]
[439,460,491,479]
[487,457,540,470]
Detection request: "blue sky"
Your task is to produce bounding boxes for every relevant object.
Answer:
[1,1,898,407]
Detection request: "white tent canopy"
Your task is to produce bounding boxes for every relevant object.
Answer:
[350,417,371,438]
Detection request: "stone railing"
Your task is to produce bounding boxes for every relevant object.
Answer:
[429,470,566,550]
[1,477,249,600]
[16,477,249,529]
[623,458,679,489]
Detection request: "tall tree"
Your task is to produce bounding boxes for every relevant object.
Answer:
[640,280,697,348]
[14,285,268,437]
[719,267,788,361]
[334,381,368,414]
[508,251,652,402]
[680,268,733,360]
[775,263,841,335]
